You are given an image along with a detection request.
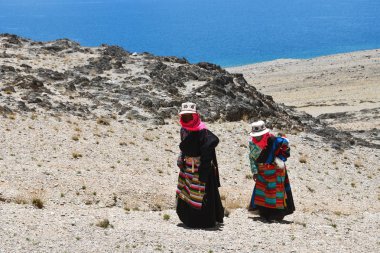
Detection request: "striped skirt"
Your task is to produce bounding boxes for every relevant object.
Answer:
[254,163,287,209]
[176,156,206,210]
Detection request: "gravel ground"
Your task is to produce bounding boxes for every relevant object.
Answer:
[1,115,379,252]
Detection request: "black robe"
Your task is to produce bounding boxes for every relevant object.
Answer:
[176,128,224,228]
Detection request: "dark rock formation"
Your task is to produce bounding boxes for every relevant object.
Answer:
[0,34,377,148]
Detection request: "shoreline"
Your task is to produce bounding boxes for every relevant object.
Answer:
[224,47,380,68]
[3,32,380,68]
[222,47,380,68]
[226,48,380,112]
[227,48,380,136]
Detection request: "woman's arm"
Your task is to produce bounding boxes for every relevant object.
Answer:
[198,130,219,183]
[249,141,261,175]
[177,152,185,171]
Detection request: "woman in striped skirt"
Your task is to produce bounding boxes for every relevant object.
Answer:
[176,102,224,228]
[248,120,295,221]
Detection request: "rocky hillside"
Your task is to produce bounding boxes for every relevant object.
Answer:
[1,34,377,149]
[0,34,302,129]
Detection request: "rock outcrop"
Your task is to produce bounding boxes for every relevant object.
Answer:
[1,34,377,148]
[0,34,302,130]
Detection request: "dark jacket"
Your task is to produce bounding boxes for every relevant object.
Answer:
[179,128,220,185]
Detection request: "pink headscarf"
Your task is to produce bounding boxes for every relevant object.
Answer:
[180,113,207,131]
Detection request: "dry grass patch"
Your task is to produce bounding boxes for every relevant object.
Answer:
[30,113,38,120]
[72,152,83,159]
[14,196,28,205]
[143,132,155,141]
[72,135,80,141]
[294,221,307,227]
[306,186,315,193]
[119,141,128,146]
[8,113,16,120]
[124,204,131,212]
[333,211,345,216]
[97,117,110,126]
[299,154,308,163]
[32,198,44,209]
[354,159,363,168]
[221,191,247,210]
[96,219,111,228]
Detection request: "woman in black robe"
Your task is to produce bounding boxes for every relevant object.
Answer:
[175,102,224,228]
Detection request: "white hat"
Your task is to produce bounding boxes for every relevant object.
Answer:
[250,120,270,137]
[179,102,197,115]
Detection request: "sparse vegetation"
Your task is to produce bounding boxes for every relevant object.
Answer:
[143,132,154,141]
[14,197,28,205]
[97,117,110,126]
[295,221,307,227]
[32,198,44,209]
[224,208,230,217]
[306,186,315,193]
[31,113,38,120]
[72,152,83,159]
[0,40,378,251]
[96,219,111,228]
[299,155,307,163]
[354,160,363,168]
[155,244,163,251]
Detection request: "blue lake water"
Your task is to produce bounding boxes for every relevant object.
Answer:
[1,0,380,66]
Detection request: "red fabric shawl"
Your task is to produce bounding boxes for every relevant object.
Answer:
[251,132,272,150]
[179,113,207,131]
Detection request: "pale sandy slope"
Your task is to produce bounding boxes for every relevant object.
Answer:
[0,115,379,252]
[227,49,380,132]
